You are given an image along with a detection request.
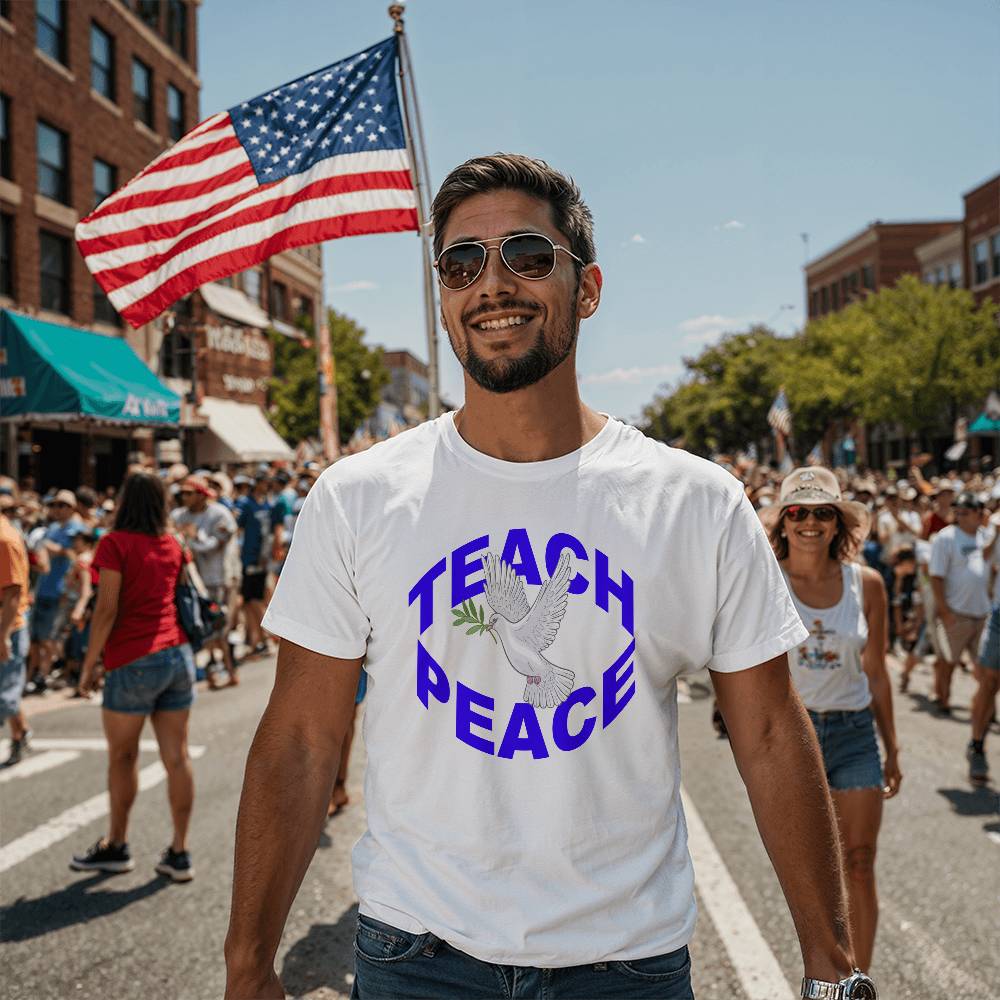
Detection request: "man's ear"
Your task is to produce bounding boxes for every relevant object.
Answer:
[577,263,603,321]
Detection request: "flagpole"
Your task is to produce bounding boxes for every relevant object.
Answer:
[389,3,441,419]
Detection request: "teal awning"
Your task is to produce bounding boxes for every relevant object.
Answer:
[0,310,180,426]
[969,412,1000,434]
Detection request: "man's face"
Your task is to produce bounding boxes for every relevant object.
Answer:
[437,189,600,394]
[48,501,73,523]
[955,506,981,532]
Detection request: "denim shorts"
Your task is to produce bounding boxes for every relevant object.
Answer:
[102,643,196,715]
[351,915,693,999]
[807,706,883,792]
[0,628,28,721]
[30,596,61,642]
[979,604,1000,671]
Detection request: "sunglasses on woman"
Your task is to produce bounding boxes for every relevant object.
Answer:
[434,233,584,291]
[784,505,838,522]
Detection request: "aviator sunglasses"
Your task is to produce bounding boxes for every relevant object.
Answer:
[434,233,584,291]
[784,504,838,522]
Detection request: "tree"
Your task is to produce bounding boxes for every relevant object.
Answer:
[268,307,390,446]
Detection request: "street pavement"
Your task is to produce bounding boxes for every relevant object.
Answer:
[1,653,997,1000]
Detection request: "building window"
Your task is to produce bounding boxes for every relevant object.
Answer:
[90,23,115,100]
[39,229,71,314]
[136,0,160,31]
[830,282,840,310]
[992,233,1000,279]
[36,0,67,65]
[37,120,69,204]
[820,286,829,313]
[93,279,120,326]
[296,295,313,327]
[0,1,11,21]
[159,328,193,380]
[270,280,288,320]
[132,58,153,127]
[972,239,989,285]
[861,264,874,290]
[93,158,116,208]
[847,271,858,298]
[166,0,187,59]
[0,94,10,180]
[0,213,12,297]
[167,84,184,141]
[808,290,818,317]
[948,261,961,288]
[923,270,936,286]
[242,268,261,304]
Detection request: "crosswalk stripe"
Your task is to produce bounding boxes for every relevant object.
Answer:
[0,750,81,784]
[0,746,205,874]
[0,738,166,755]
[681,786,796,1000]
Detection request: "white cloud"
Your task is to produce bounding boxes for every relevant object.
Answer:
[678,314,747,344]
[629,233,646,243]
[329,279,378,293]
[579,363,680,386]
[715,219,745,231]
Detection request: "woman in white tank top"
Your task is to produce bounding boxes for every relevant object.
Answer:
[764,467,901,973]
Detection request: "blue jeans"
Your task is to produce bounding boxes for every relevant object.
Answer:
[102,644,196,714]
[351,915,694,999]
[807,706,883,791]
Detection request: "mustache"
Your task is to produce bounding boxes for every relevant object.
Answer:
[462,300,541,325]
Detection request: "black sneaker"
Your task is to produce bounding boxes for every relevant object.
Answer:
[70,839,135,873]
[155,846,194,882]
[3,729,32,767]
[967,743,989,784]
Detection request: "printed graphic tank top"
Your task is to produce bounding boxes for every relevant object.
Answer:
[784,562,871,712]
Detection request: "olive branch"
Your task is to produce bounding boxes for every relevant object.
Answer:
[451,600,497,643]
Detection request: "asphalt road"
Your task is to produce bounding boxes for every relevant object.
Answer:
[1,653,997,1000]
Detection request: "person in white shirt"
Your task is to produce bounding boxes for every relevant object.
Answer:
[224,153,869,1000]
[877,486,921,559]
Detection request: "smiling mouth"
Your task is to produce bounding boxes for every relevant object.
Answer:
[797,530,824,538]
[469,314,535,332]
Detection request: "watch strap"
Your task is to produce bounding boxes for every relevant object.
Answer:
[801,978,845,999]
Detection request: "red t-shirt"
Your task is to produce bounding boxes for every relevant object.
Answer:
[93,531,187,671]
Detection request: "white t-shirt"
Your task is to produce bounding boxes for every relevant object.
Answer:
[929,524,991,618]
[877,507,921,557]
[263,412,808,966]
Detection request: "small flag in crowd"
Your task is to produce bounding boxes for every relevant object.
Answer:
[806,442,823,466]
[76,36,417,328]
[767,389,793,437]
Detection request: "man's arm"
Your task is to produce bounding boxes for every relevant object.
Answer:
[712,654,855,982]
[225,639,362,1000]
[930,576,953,627]
[0,583,21,662]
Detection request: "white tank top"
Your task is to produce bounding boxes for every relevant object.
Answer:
[783,562,871,712]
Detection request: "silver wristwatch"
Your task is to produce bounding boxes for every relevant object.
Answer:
[801,970,877,999]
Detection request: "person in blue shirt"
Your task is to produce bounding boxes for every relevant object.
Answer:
[236,476,284,657]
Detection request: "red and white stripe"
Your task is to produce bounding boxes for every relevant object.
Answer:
[75,112,417,328]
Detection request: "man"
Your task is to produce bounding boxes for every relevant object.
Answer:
[929,492,991,723]
[27,490,81,693]
[877,485,921,560]
[235,475,283,657]
[0,489,32,765]
[922,481,955,540]
[226,155,870,1000]
[172,476,239,687]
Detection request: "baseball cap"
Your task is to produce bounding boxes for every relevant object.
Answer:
[954,491,982,511]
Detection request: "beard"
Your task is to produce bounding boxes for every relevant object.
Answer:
[452,305,578,395]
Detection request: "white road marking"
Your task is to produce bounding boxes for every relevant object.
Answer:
[989,831,1000,847]
[0,745,205,874]
[681,786,796,1000]
[0,737,165,755]
[0,750,81,784]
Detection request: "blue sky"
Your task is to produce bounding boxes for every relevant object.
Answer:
[200,0,1000,421]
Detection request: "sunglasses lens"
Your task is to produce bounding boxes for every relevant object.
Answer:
[813,507,837,521]
[501,234,556,279]
[438,243,486,289]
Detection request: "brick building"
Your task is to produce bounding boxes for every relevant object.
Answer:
[963,172,1000,308]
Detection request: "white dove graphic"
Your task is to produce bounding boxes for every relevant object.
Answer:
[482,550,576,708]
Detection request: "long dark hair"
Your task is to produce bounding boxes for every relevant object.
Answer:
[113,471,168,535]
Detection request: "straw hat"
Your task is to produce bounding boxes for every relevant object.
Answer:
[762,466,871,538]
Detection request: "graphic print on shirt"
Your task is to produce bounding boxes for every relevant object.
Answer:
[408,528,635,760]
[798,618,842,671]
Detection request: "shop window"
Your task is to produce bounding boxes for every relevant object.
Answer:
[90,23,115,100]
[0,213,13,297]
[93,278,120,326]
[36,0,67,65]
[166,0,187,59]
[37,120,69,204]
[132,58,153,127]
[159,328,193,380]
[0,94,10,181]
[167,84,184,142]
[93,158,117,209]
[39,229,70,314]
[972,239,989,285]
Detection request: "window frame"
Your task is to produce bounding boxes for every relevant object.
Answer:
[132,57,153,127]
[90,22,116,101]
[36,0,67,66]
[972,238,989,286]
[93,157,117,209]
[39,228,71,315]
[166,83,184,142]
[991,232,1000,279]
[92,278,120,326]
[36,119,70,204]
[166,0,187,59]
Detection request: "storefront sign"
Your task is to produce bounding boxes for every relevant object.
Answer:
[206,326,271,362]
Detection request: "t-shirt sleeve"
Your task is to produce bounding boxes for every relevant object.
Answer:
[708,492,809,673]
[0,541,18,590]
[93,533,125,575]
[261,476,370,660]
[928,531,950,577]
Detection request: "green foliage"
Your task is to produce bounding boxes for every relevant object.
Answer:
[641,279,1000,457]
[451,600,497,642]
[267,307,390,446]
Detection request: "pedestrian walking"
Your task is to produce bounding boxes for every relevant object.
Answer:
[71,471,197,882]
[0,493,32,766]
[225,154,876,1000]
[764,466,901,972]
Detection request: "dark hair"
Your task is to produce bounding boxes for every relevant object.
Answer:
[767,508,860,563]
[113,471,168,535]
[431,153,596,269]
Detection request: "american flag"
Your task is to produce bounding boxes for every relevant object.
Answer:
[76,36,417,329]
[767,389,793,436]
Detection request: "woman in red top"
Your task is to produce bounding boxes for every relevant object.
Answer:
[71,471,196,883]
